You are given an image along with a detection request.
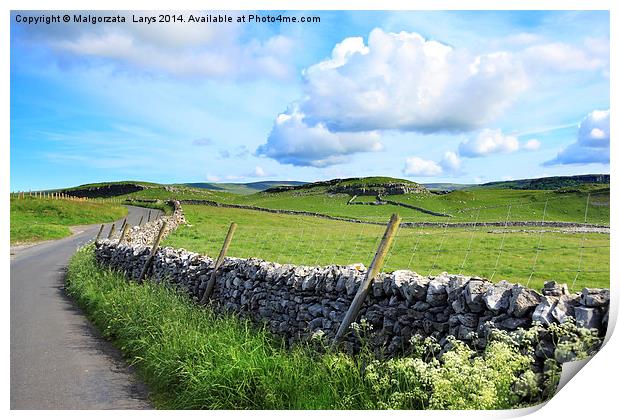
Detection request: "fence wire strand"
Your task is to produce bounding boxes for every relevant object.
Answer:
[572,193,591,290]
[490,205,512,281]
[527,199,549,287]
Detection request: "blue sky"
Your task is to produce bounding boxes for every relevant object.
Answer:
[10,10,610,190]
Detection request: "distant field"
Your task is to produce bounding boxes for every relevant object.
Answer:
[10,197,127,245]
[164,205,610,292]
[122,185,608,225]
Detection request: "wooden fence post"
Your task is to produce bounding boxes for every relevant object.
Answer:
[120,218,127,231]
[200,222,237,304]
[147,210,151,223]
[118,223,130,245]
[95,224,104,242]
[138,222,168,284]
[138,215,144,226]
[107,223,116,239]
[332,213,401,348]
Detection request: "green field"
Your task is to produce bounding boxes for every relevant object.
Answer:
[164,205,610,292]
[121,182,608,225]
[10,197,127,245]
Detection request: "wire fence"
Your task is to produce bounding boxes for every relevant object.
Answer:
[161,192,609,293]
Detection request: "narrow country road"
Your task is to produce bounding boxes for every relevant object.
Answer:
[10,205,162,409]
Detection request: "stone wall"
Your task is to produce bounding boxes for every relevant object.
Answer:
[121,200,186,247]
[94,203,609,358]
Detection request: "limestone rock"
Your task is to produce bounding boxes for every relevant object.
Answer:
[581,288,610,307]
[508,286,542,317]
[532,296,557,326]
[464,279,492,313]
[574,306,602,330]
[483,280,513,312]
[541,281,569,297]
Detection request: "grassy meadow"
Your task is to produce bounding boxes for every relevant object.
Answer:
[164,205,610,292]
[10,196,127,245]
[122,183,609,225]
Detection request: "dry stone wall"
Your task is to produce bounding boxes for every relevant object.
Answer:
[94,201,609,358]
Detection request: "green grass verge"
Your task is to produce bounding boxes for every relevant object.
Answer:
[10,197,127,245]
[66,247,551,409]
[164,205,609,292]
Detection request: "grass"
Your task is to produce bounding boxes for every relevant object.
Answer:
[10,197,127,245]
[164,205,610,292]
[65,247,550,409]
[128,186,607,225]
[77,177,608,225]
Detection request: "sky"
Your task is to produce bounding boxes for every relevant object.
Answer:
[9,10,610,190]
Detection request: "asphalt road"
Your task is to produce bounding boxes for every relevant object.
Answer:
[10,205,162,409]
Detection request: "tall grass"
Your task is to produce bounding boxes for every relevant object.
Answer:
[10,197,127,244]
[66,247,546,410]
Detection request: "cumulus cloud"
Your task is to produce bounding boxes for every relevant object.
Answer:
[403,157,443,177]
[299,28,528,133]
[458,129,520,157]
[523,139,541,151]
[253,166,267,177]
[257,28,530,167]
[16,11,294,80]
[544,109,610,165]
[439,151,462,172]
[256,106,382,167]
[403,151,462,177]
[256,28,608,168]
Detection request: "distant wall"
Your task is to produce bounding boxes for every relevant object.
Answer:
[94,201,609,358]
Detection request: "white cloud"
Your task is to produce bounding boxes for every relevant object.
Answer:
[20,11,294,80]
[298,28,528,133]
[257,28,531,168]
[458,129,519,157]
[523,138,541,151]
[256,106,382,167]
[253,166,267,177]
[439,151,462,172]
[403,157,443,177]
[521,39,609,73]
[403,150,462,178]
[545,109,610,165]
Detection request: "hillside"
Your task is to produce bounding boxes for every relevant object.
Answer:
[422,183,473,191]
[476,174,609,190]
[185,181,307,195]
[52,174,610,225]
[264,176,428,195]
